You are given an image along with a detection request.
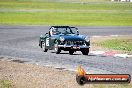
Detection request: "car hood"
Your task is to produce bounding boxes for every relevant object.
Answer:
[58,34,86,41]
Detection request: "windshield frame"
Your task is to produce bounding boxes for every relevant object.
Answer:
[50,26,79,35]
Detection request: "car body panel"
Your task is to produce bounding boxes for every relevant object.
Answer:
[39,26,90,54]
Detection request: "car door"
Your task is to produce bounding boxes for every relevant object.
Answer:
[44,33,54,50]
[48,27,59,50]
[43,33,50,49]
[46,29,55,50]
[45,35,56,50]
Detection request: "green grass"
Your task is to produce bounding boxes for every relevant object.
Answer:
[0,80,12,88]
[0,0,111,2]
[0,12,132,26]
[0,0,132,26]
[100,38,132,52]
[0,1,132,10]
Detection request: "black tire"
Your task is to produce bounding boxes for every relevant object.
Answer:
[81,48,89,55]
[54,42,61,54]
[42,42,48,52]
[69,50,74,55]
[76,75,86,85]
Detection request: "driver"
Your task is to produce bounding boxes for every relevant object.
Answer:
[52,29,57,35]
[50,28,59,36]
[50,28,56,36]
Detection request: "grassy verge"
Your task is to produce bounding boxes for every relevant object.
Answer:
[0,80,12,88]
[0,0,132,25]
[1,1,132,10]
[0,0,112,3]
[93,36,132,53]
[101,39,132,51]
[0,12,131,26]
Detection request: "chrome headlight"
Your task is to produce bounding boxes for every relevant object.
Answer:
[85,36,90,42]
[60,36,65,42]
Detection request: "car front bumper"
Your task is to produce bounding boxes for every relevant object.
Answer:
[58,45,90,51]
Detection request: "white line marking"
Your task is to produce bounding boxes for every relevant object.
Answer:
[90,51,105,55]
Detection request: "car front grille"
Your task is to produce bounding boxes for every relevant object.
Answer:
[64,41,85,46]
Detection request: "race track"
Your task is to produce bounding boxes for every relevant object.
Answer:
[0,25,132,75]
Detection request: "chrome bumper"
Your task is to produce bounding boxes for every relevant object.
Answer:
[58,45,90,49]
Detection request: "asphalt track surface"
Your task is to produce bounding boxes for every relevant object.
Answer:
[0,25,132,75]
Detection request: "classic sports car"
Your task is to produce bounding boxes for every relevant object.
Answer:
[39,26,90,55]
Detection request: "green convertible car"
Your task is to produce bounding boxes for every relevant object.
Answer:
[39,26,90,55]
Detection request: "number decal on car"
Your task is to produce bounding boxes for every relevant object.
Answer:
[46,38,49,46]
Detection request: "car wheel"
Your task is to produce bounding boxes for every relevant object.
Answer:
[69,50,74,55]
[42,42,48,52]
[54,42,61,54]
[81,49,89,55]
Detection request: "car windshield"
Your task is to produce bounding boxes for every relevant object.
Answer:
[52,27,78,35]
